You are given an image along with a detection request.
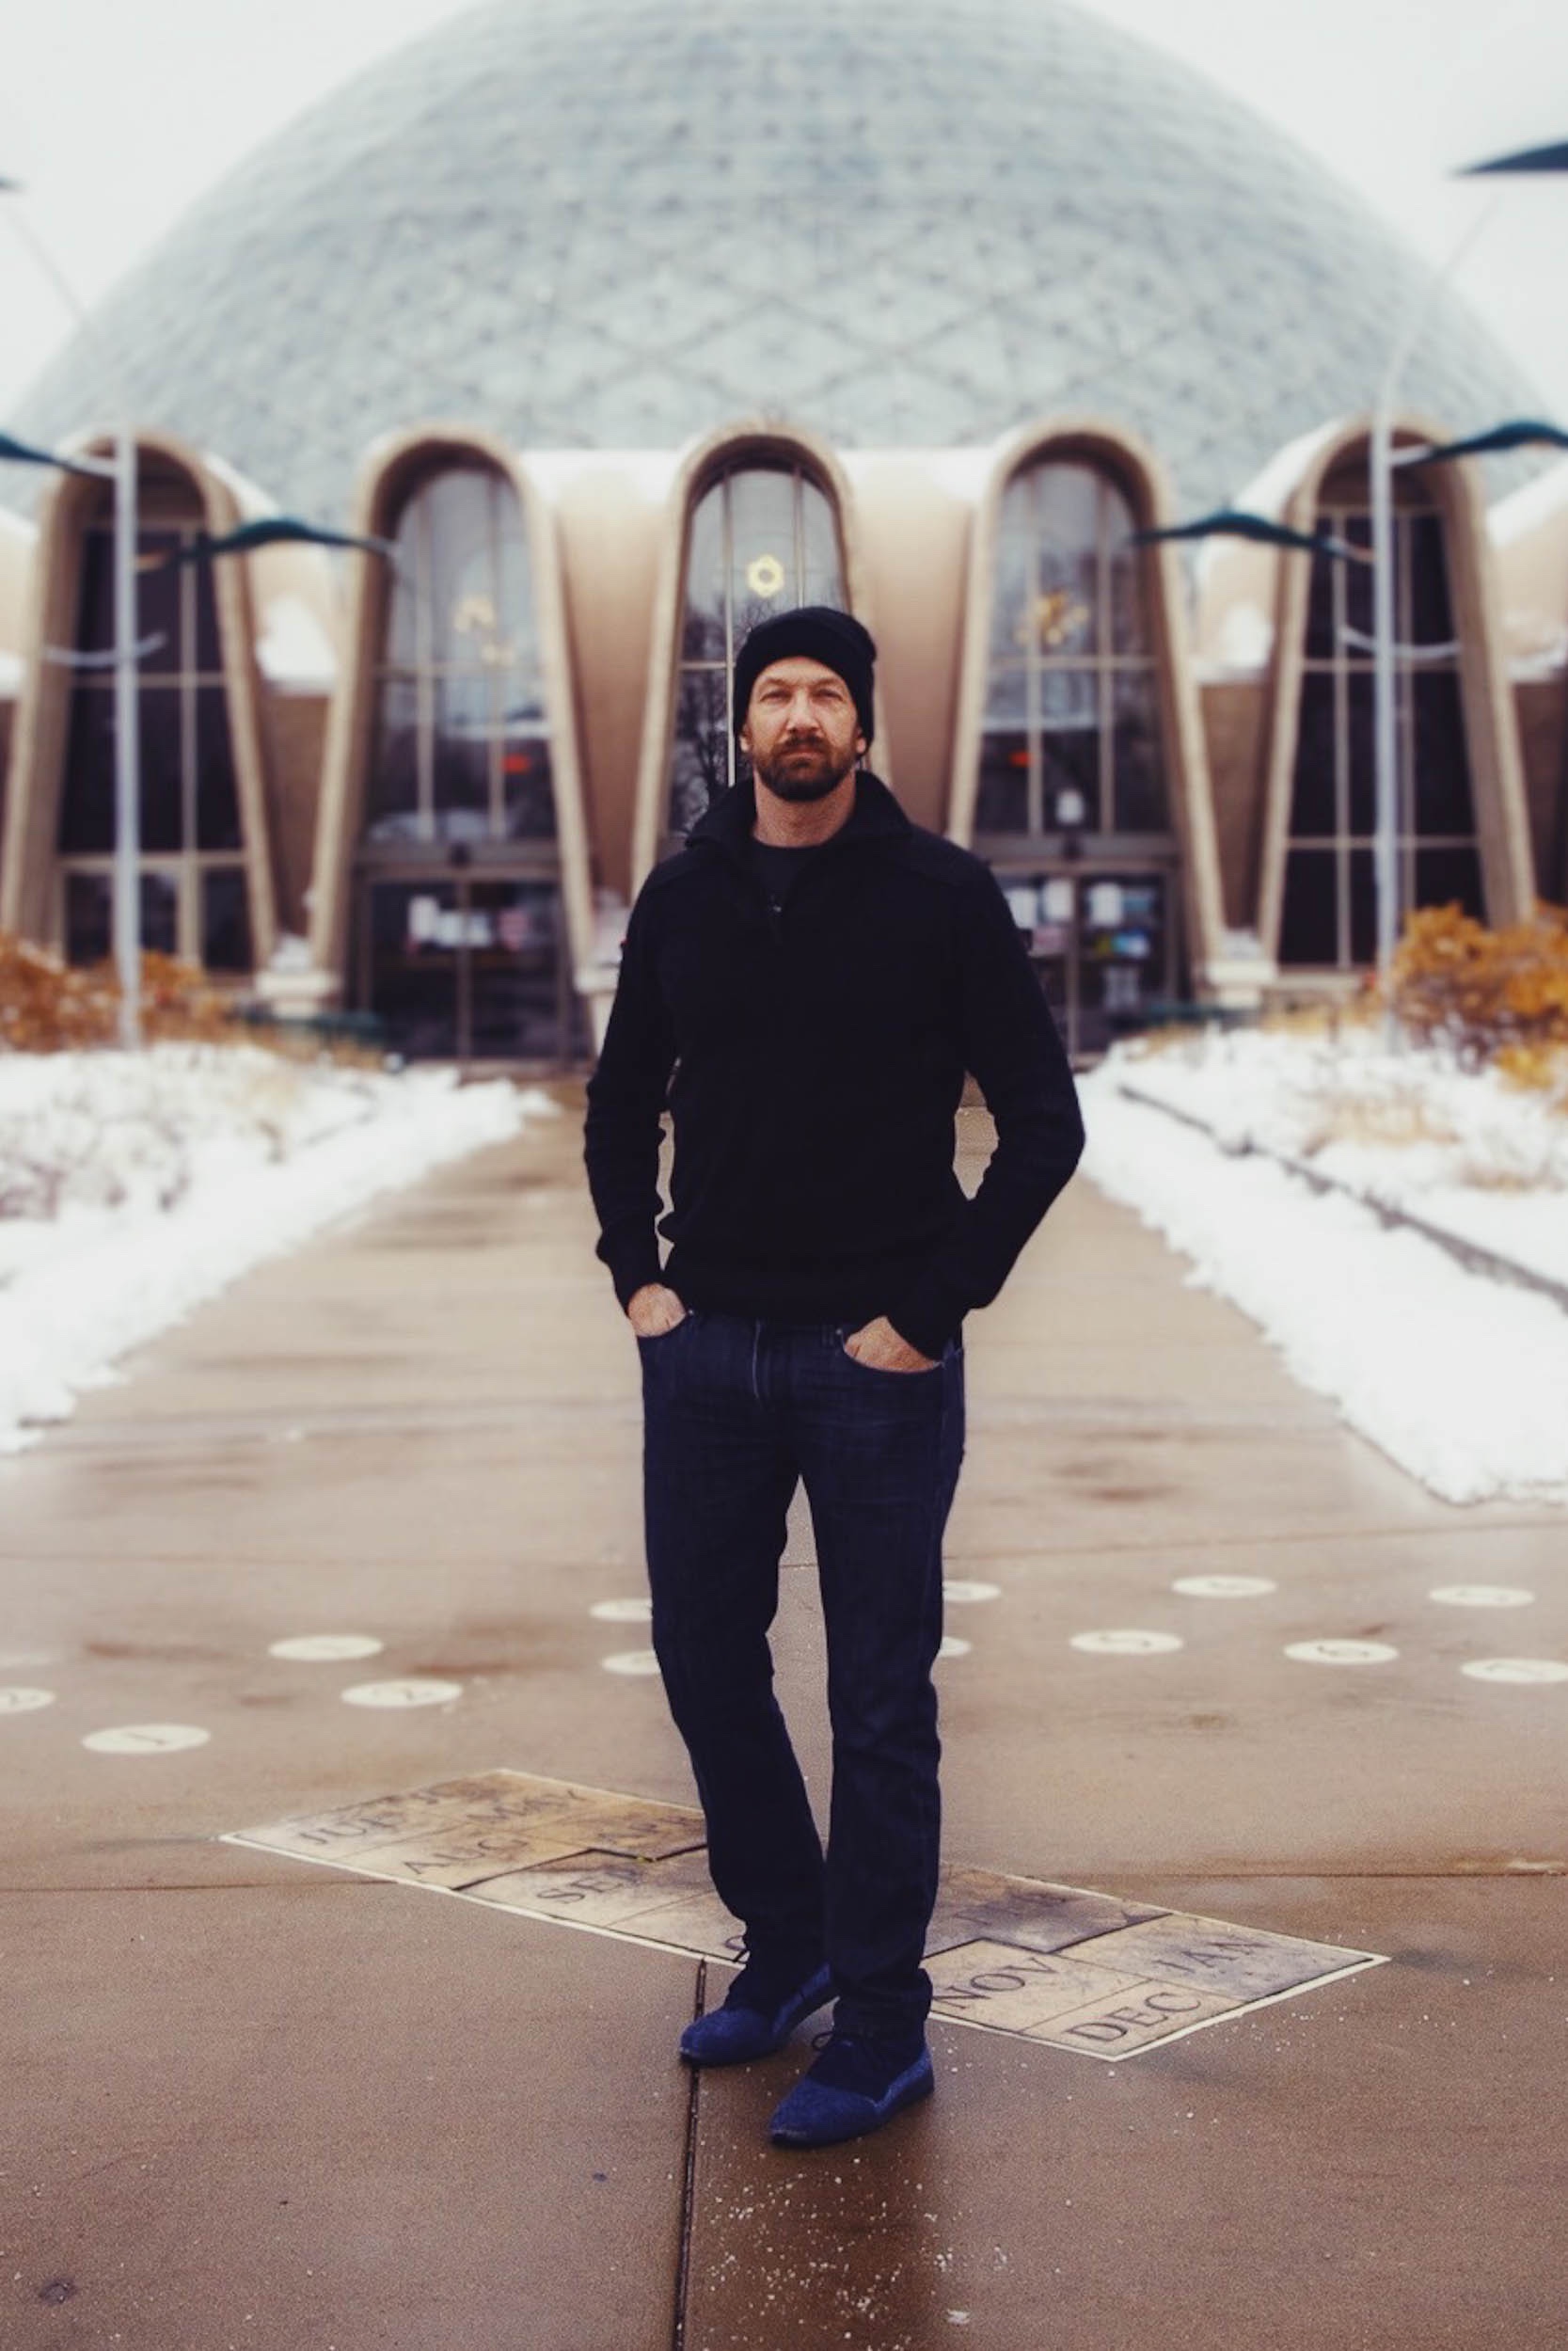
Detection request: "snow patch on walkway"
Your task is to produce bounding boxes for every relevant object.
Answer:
[1079,1060,1568,1507]
[0,1045,550,1453]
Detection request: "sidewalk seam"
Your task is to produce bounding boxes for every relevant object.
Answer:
[672,1957,705,2351]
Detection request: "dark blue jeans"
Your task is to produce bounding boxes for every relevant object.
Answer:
[640,1309,966,2040]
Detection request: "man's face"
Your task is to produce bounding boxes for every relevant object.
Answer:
[739,656,866,802]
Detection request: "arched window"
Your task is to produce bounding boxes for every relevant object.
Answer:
[973,451,1176,1059]
[975,458,1166,841]
[669,462,845,834]
[56,479,250,971]
[368,465,552,846]
[351,457,577,1064]
[1281,471,1482,966]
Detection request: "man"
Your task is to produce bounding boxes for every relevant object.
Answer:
[583,605,1084,2149]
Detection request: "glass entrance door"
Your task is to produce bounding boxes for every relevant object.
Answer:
[359,872,571,1062]
[999,868,1173,1059]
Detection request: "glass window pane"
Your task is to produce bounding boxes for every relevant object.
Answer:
[1414,845,1484,920]
[975,733,1029,833]
[432,673,492,840]
[1280,847,1338,965]
[1304,547,1338,662]
[385,500,424,670]
[1290,673,1337,838]
[729,468,797,637]
[672,667,730,832]
[64,869,112,964]
[367,880,458,1059]
[800,481,844,610]
[1112,671,1166,832]
[135,532,183,676]
[990,477,1033,659]
[426,469,498,670]
[1103,478,1150,657]
[59,687,117,852]
[139,869,179,957]
[195,685,242,850]
[1037,670,1100,817]
[984,664,1027,726]
[468,881,563,1058]
[1034,463,1099,658]
[682,482,727,661]
[74,528,116,657]
[137,688,183,852]
[192,550,223,675]
[1412,671,1474,836]
[367,677,420,840]
[1342,515,1373,641]
[1347,671,1375,837]
[201,866,252,972]
[493,488,541,676]
[1405,513,1454,647]
[1348,847,1377,964]
[500,725,555,840]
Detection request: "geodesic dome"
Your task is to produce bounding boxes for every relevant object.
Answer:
[8,0,1537,519]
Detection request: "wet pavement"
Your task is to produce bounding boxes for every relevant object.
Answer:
[0,1084,1563,2347]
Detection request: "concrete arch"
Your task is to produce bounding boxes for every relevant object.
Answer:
[1257,413,1533,965]
[306,424,594,1025]
[628,418,882,898]
[0,427,279,966]
[948,417,1226,994]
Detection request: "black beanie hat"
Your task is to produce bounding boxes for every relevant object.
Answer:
[732,605,877,749]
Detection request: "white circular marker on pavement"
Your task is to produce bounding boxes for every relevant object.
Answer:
[1429,1586,1535,1611]
[942,1581,1000,1604]
[601,1649,662,1677]
[341,1678,462,1708]
[937,1635,972,1659]
[590,1598,653,1624]
[269,1634,386,1662]
[83,1724,211,1755]
[1461,1659,1568,1686]
[1172,1575,1277,1599]
[1284,1639,1399,1666]
[0,1688,55,1714]
[1070,1629,1184,1657]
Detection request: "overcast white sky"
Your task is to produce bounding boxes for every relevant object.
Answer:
[1,0,1565,424]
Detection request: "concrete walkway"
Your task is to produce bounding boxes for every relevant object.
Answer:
[1,1086,1562,2348]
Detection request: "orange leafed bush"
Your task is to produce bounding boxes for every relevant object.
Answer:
[0,933,238,1054]
[1386,902,1568,1070]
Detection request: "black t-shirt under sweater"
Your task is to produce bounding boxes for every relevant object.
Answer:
[746,834,823,913]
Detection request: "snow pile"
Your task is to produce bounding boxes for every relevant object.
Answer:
[1080,1030,1568,1506]
[0,1045,551,1453]
[1112,1024,1568,1289]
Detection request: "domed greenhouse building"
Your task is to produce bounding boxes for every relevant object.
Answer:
[0,0,1560,1061]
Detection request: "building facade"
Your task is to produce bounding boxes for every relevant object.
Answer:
[0,413,1560,1062]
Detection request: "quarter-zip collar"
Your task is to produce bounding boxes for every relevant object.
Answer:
[686,768,911,874]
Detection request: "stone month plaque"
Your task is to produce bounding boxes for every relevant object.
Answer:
[226,1771,1387,2062]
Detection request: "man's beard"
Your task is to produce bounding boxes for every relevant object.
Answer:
[751,738,858,802]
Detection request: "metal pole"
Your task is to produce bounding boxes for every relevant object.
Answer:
[1370,401,1399,995]
[113,425,141,1049]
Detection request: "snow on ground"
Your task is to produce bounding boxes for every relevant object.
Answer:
[0,1044,551,1453]
[1080,1027,1568,1507]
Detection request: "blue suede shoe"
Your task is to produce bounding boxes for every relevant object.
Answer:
[768,2028,934,2148]
[679,1962,833,2068]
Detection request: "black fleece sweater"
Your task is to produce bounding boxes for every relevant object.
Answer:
[582,771,1085,1359]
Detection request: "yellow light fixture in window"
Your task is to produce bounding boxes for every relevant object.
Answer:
[1016,589,1090,651]
[453,591,498,636]
[745,552,785,599]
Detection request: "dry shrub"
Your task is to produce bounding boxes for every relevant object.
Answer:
[1386,903,1568,1071]
[0,934,238,1054]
